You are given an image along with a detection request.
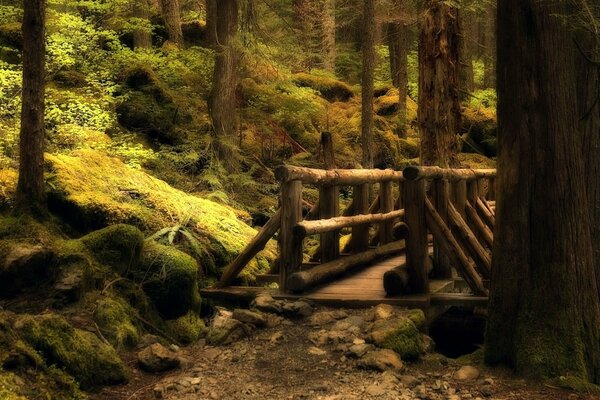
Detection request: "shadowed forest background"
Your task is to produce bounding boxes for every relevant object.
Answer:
[0,0,599,399]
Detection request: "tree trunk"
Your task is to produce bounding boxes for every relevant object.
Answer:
[458,9,474,97]
[132,0,152,49]
[321,0,336,73]
[577,31,600,300]
[485,0,600,383]
[418,0,460,167]
[205,0,217,47]
[208,0,238,161]
[482,0,496,89]
[361,0,375,169]
[17,0,47,215]
[159,0,184,46]
[387,20,409,137]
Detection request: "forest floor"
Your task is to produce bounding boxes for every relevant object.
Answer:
[88,305,597,400]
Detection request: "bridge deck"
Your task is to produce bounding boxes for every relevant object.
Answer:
[202,254,486,311]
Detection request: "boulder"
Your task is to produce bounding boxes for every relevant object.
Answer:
[453,365,480,381]
[0,243,54,298]
[138,343,180,373]
[373,304,395,321]
[165,311,206,344]
[251,294,283,314]
[93,294,141,348]
[15,314,128,389]
[369,310,426,361]
[232,309,267,328]
[359,349,404,371]
[135,242,200,319]
[80,224,144,275]
[206,319,252,346]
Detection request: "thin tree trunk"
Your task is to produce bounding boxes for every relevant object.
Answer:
[159,0,184,46]
[208,0,238,162]
[132,0,152,49]
[483,0,496,89]
[361,0,375,168]
[388,21,409,137]
[17,0,47,215]
[205,0,217,48]
[321,0,336,73]
[485,0,600,382]
[418,0,460,167]
[458,9,474,97]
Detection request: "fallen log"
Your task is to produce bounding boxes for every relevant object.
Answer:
[287,240,405,292]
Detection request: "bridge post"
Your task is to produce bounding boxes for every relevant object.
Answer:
[319,132,340,262]
[379,181,394,244]
[405,178,429,294]
[432,178,452,279]
[451,179,467,218]
[280,180,303,292]
[350,184,370,253]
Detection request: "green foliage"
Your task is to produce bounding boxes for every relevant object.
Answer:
[468,88,497,109]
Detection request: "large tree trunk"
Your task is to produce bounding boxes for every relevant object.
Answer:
[17,0,47,215]
[159,0,184,46]
[418,0,460,167]
[485,0,600,383]
[458,9,475,97]
[132,0,152,49]
[387,20,409,137]
[482,1,496,89]
[208,0,238,161]
[577,31,600,299]
[361,0,375,169]
[321,0,336,73]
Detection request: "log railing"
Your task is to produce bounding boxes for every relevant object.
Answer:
[276,165,406,292]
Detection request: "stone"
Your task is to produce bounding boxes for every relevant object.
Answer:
[232,309,267,327]
[400,375,421,388]
[480,386,493,397]
[347,343,374,359]
[138,343,181,373]
[482,378,494,385]
[359,349,403,371]
[206,319,251,346]
[282,301,313,318]
[453,365,480,381]
[420,334,435,353]
[366,384,387,397]
[251,294,283,314]
[138,334,162,348]
[369,316,424,360]
[308,311,337,326]
[308,346,327,356]
[373,304,395,320]
[270,331,284,343]
[0,244,54,298]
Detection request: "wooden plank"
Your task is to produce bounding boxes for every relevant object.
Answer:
[432,178,452,278]
[405,179,429,294]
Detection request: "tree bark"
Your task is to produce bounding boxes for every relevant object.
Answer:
[205,0,217,47]
[361,0,375,169]
[458,9,475,97]
[159,0,184,46]
[485,0,600,383]
[208,0,238,161]
[321,0,336,72]
[418,0,460,168]
[17,0,47,215]
[387,19,409,137]
[132,0,152,49]
[577,29,600,300]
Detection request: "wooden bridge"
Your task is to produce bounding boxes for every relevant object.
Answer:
[202,163,496,317]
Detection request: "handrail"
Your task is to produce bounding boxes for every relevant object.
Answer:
[403,166,496,181]
[294,209,405,236]
[276,165,405,185]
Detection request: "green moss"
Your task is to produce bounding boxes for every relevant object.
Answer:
[92,294,141,348]
[165,311,206,344]
[46,150,276,283]
[0,372,29,400]
[135,242,200,319]
[80,224,144,275]
[292,72,354,102]
[15,314,127,390]
[370,316,424,361]
[458,153,496,169]
[554,375,600,395]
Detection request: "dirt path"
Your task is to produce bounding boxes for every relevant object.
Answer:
[90,306,598,400]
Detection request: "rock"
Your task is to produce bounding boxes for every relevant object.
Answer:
[369,312,425,360]
[80,224,144,275]
[282,300,313,318]
[138,343,180,373]
[134,241,200,319]
[270,331,284,343]
[251,294,283,314]
[206,319,251,346]
[93,294,140,348]
[138,334,162,348]
[15,313,127,389]
[308,346,327,356]
[400,375,421,388]
[482,378,494,385]
[420,334,435,353]
[232,309,267,327]
[166,311,206,344]
[366,383,387,397]
[480,386,493,397]
[52,262,88,303]
[373,304,395,320]
[359,349,403,371]
[453,365,480,381]
[0,243,54,298]
[347,343,374,359]
[308,311,336,326]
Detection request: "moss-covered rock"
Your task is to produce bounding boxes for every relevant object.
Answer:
[292,72,355,102]
[461,106,497,157]
[135,242,200,319]
[369,310,426,361]
[92,294,141,348]
[52,70,88,88]
[80,224,144,275]
[165,311,206,344]
[46,150,276,283]
[15,313,127,390]
[0,243,55,298]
